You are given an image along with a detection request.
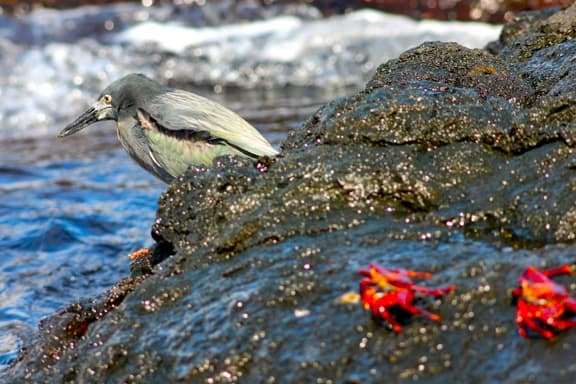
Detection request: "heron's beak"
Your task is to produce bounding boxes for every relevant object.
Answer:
[57,99,115,138]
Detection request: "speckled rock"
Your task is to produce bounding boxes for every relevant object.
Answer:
[5,4,576,383]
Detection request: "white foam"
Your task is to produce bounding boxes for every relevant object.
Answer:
[0,8,502,140]
[116,9,500,57]
[115,15,304,54]
[113,9,501,87]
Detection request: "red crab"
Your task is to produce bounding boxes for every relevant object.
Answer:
[512,265,576,339]
[359,263,455,333]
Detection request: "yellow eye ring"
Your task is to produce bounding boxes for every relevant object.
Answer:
[102,94,112,104]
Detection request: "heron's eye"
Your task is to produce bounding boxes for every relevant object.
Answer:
[102,94,113,104]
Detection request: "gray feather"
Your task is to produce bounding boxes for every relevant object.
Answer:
[145,90,278,158]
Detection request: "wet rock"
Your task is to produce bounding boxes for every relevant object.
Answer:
[5,4,576,383]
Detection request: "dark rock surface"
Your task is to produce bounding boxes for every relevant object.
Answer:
[5,4,576,383]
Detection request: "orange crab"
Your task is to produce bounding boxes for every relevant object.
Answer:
[512,265,576,339]
[359,263,455,333]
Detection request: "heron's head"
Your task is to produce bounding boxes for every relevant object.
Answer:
[57,74,162,138]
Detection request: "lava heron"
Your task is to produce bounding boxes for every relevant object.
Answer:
[58,73,278,183]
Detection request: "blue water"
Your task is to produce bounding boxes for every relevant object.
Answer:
[0,131,163,366]
[0,1,500,371]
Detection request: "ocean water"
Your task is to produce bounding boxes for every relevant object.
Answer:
[0,1,501,369]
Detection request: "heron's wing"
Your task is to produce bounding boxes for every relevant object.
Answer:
[144,89,278,158]
[135,108,222,176]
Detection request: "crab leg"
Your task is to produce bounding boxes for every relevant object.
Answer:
[374,306,404,333]
[541,265,574,278]
[412,284,456,297]
[517,314,555,339]
[395,290,442,322]
[548,319,576,330]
